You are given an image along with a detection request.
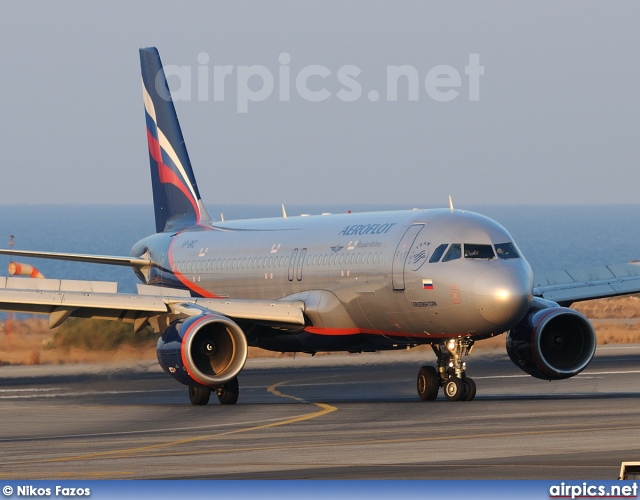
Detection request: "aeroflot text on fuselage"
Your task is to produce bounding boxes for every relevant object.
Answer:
[338,223,397,236]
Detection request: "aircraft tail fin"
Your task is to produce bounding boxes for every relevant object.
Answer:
[139,47,212,233]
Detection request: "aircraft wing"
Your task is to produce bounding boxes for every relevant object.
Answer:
[0,248,151,267]
[533,262,640,306]
[0,277,306,332]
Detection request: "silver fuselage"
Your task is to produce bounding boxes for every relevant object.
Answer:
[133,208,533,348]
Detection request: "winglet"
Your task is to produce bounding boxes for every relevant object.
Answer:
[140,47,212,233]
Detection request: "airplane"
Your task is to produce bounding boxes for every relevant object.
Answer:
[1,46,640,405]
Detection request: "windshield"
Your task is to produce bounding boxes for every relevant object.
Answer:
[429,242,521,262]
[495,242,520,259]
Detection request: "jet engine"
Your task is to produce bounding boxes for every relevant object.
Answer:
[156,313,248,387]
[506,298,596,380]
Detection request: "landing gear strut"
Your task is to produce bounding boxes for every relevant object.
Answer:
[416,337,477,402]
[188,376,240,406]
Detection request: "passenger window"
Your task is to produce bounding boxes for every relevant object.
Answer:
[495,242,520,259]
[464,244,495,259]
[442,244,461,262]
[429,244,448,263]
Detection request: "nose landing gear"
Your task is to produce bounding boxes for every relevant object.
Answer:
[416,337,477,402]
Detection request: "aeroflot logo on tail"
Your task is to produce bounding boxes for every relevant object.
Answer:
[339,223,396,236]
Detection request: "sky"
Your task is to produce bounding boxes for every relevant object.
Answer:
[0,1,639,208]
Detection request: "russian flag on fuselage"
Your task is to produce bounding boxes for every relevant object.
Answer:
[140,47,207,233]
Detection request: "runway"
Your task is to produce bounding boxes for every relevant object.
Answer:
[1,345,640,480]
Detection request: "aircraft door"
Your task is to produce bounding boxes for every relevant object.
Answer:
[297,248,307,281]
[288,248,298,281]
[392,224,424,290]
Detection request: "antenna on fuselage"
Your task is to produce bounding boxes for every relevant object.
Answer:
[448,195,454,213]
[220,213,225,222]
[282,204,288,219]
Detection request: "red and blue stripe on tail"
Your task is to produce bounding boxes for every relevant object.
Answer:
[139,47,211,233]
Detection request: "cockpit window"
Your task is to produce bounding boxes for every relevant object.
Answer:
[495,242,520,259]
[464,244,495,259]
[429,243,448,263]
[442,244,461,262]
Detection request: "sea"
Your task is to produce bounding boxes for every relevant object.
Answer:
[0,204,639,294]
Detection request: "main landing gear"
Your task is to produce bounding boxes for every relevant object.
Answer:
[188,376,240,405]
[417,338,476,402]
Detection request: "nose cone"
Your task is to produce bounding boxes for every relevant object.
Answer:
[476,264,533,328]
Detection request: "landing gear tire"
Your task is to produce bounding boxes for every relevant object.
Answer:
[188,386,211,405]
[417,366,439,401]
[444,377,464,401]
[462,377,476,402]
[217,376,239,405]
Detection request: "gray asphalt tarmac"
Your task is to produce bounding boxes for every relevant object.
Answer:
[1,345,640,480]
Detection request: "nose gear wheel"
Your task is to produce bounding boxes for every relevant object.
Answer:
[415,337,477,402]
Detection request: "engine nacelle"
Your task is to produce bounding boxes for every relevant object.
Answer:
[157,314,248,387]
[506,298,596,380]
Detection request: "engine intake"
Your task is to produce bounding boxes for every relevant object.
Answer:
[506,298,596,380]
[157,314,248,387]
